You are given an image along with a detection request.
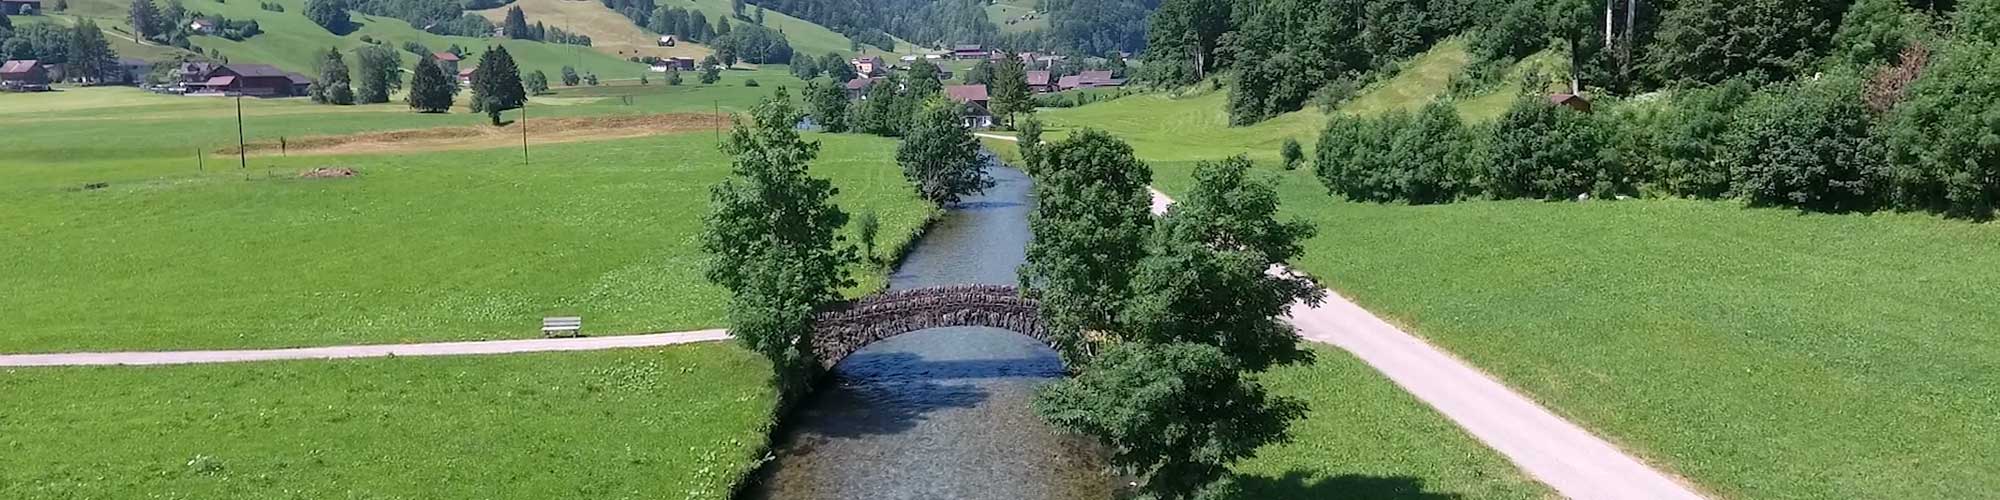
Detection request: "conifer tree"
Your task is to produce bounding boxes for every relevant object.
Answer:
[407,56,453,112]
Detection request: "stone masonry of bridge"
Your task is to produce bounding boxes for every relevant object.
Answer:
[810,284,1049,368]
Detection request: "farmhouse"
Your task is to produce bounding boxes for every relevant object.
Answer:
[649,57,696,72]
[188,64,311,97]
[189,18,217,34]
[1026,70,1052,93]
[457,67,476,86]
[951,44,989,60]
[1056,70,1124,91]
[844,76,879,99]
[1,59,50,91]
[431,52,460,75]
[657,35,676,47]
[851,55,885,76]
[1549,93,1592,112]
[944,84,993,128]
[1,0,41,15]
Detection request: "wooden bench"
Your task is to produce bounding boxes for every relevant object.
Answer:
[542,316,583,338]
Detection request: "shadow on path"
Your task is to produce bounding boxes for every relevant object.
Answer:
[1219,471,1466,500]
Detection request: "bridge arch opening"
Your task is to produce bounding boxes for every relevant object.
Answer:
[810,285,1050,369]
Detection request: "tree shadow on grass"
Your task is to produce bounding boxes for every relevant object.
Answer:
[1217,470,1465,500]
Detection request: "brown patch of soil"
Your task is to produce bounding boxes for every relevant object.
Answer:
[220,113,730,156]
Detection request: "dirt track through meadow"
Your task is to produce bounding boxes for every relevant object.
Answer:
[218,112,731,156]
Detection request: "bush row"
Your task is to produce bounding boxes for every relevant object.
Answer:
[1313,40,2000,219]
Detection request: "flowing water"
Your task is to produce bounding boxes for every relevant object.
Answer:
[740,159,1116,499]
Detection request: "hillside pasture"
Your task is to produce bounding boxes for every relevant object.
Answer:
[472,0,714,62]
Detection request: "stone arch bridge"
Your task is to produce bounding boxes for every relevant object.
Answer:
[811,284,1049,368]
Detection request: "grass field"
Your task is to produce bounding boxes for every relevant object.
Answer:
[656,0,916,57]
[1,86,930,353]
[985,0,1046,33]
[1219,345,1551,499]
[473,0,716,62]
[0,343,777,499]
[1000,41,2000,498]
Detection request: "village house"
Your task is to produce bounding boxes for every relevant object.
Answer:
[176,61,218,86]
[1026,70,1053,93]
[850,55,885,77]
[1056,70,1124,91]
[1,60,51,91]
[188,18,218,34]
[844,77,879,99]
[650,56,696,72]
[457,67,476,86]
[431,52,460,75]
[187,64,311,97]
[1,0,41,15]
[657,35,676,47]
[1549,93,1592,112]
[944,84,993,128]
[951,44,989,60]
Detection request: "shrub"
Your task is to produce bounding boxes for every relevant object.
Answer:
[1653,79,1755,198]
[1315,102,1477,204]
[744,78,759,87]
[1723,73,1884,212]
[1485,95,1621,199]
[1279,138,1303,170]
[1879,41,2000,219]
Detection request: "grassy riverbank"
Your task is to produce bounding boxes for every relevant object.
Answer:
[0,343,776,499]
[990,62,2000,497]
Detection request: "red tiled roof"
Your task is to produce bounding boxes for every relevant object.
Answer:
[1026,71,1050,86]
[945,84,989,103]
[433,52,460,62]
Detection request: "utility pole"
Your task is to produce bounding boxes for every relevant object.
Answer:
[713,100,720,142]
[521,101,529,165]
[235,93,247,171]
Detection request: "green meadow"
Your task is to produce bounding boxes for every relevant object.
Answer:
[994,44,2000,498]
[0,344,776,500]
[1,86,931,353]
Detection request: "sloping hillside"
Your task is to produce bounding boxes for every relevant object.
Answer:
[986,0,1044,34]
[471,0,712,61]
[657,0,913,56]
[50,0,648,78]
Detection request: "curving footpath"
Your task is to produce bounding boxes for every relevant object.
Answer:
[2,136,1709,499]
[0,329,730,367]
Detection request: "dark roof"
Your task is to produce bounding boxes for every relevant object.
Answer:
[117,57,150,66]
[0,60,40,74]
[226,64,289,78]
[433,52,460,62]
[284,73,312,85]
[856,55,884,65]
[845,77,878,91]
[1549,93,1588,105]
[1078,70,1114,81]
[945,84,989,103]
[953,44,985,52]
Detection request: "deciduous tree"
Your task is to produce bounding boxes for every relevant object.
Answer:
[702,88,858,396]
[897,98,993,205]
[1020,129,1153,363]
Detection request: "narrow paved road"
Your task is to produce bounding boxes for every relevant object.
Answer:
[981,132,1706,500]
[0,329,729,367]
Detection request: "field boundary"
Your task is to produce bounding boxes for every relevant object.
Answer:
[0,329,730,367]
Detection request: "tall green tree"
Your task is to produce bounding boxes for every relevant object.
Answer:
[1140,0,1232,86]
[407,56,453,112]
[805,78,849,133]
[1954,0,2000,44]
[128,0,160,42]
[897,98,993,205]
[1020,129,1154,363]
[472,45,526,125]
[303,0,351,33]
[1880,40,2000,219]
[502,5,531,39]
[701,88,858,396]
[1485,95,1622,199]
[904,59,942,98]
[1646,0,1848,85]
[1832,0,1930,67]
[1724,71,1882,212]
[1017,116,1045,174]
[311,47,354,104]
[63,20,116,83]
[989,52,1033,128]
[524,69,550,95]
[699,55,722,83]
[855,76,900,135]
[352,45,400,104]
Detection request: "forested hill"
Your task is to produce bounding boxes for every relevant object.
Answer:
[743,0,1156,55]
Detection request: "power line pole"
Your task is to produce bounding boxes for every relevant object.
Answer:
[235,93,247,171]
[521,101,529,165]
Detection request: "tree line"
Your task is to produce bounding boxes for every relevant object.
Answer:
[500,5,594,46]
[1306,0,2000,220]
[0,18,119,83]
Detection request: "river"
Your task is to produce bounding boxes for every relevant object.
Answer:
[739,157,1117,499]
